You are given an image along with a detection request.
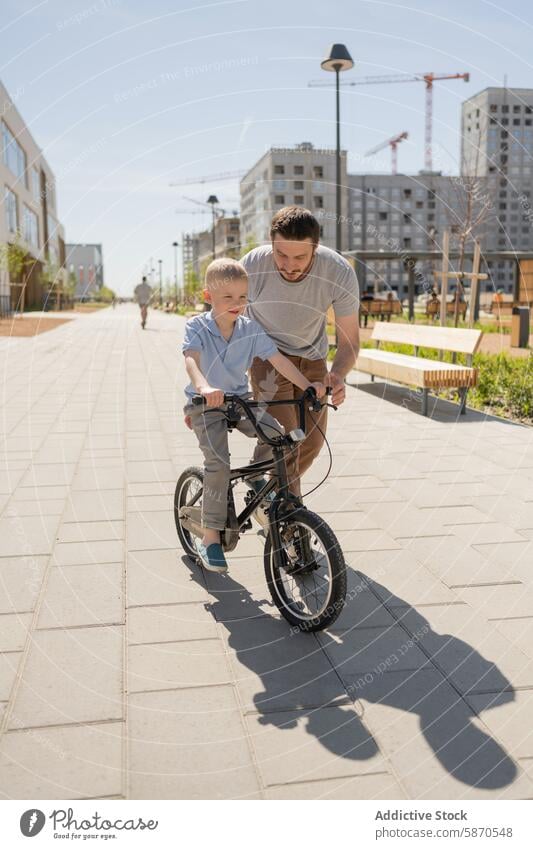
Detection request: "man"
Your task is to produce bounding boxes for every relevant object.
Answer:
[134,276,153,328]
[241,206,360,497]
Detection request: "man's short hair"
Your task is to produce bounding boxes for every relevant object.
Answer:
[205,257,248,289]
[270,206,320,244]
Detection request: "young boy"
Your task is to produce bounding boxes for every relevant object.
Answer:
[182,258,325,574]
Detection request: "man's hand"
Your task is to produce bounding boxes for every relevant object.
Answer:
[310,381,326,399]
[324,371,345,406]
[184,414,192,430]
[199,385,225,407]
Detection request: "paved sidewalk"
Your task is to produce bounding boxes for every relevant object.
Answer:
[0,304,532,799]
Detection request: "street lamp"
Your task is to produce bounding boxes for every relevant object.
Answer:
[158,259,163,306]
[172,241,179,305]
[207,194,219,260]
[320,43,353,253]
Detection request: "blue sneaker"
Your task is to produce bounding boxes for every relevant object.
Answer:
[196,542,228,573]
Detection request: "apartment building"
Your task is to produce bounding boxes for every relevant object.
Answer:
[461,86,533,290]
[182,215,240,281]
[239,142,348,250]
[65,243,104,300]
[0,79,65,311]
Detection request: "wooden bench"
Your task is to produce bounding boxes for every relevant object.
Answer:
[490,299,514,317]
[354,322,483,416]
[426,299,467,320]
[360,299,402,323]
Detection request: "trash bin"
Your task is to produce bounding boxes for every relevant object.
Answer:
[511,305,530,348]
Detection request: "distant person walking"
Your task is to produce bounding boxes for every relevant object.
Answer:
[134,276,153,329]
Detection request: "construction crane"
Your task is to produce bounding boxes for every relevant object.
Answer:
[309,72,470,171]
[365,131,409,175]
[169,169,247,187]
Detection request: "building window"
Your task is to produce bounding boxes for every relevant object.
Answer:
[313,166,323,179]
[32,167,40,203]
[379,211,388,220]
[416,200,424,208]
[23,204,39,249]
[490,104,498,112]
[294,180,304,189]
[502,105,509,113]
[274,195,285,204]
[513,105,521,112]
[4,186,18,232]
[294,165,304,174]
[403,213,411,223]
[513,118,520,125]
[501,118,509,125]
[1,120,27,185]
[403,237,411,248]
[274,165,285,175]
[294,195,304,204]
[403,189,412,198]
[314,196,324,208]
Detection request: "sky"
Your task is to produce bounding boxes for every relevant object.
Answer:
[2,0,533,295]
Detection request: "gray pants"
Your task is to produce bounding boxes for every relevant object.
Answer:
[184,400,284,530]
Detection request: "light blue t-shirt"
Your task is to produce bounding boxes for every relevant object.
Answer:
[182,310,278,400]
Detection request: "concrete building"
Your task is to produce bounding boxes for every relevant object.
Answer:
[461,86,533,290]
[1,79,66,313]
[182,215,240,283]
[65,243,104,300]
[239,142,348,250]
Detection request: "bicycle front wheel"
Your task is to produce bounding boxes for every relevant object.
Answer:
[264,507,346,632]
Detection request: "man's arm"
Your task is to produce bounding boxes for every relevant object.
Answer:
[326,312,360,405]
[267,351,326,397]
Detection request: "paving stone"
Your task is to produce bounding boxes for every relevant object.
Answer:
[0,514,60,557]
[358,501,447,538]
[219,615,348,713]
[127,510,176,551]
[127,549,208,606]
[445,522,526,545]
[467,495,533,530]
[19,464,76,487]
[0,556,48,614]
[9,626,123,728]
[355,668,532,799]
[337,528,402,553]
[466,690,533,760]
[245,703,386,786]
[128,638,231,693]
[0,613,32,652]
[490,617,533,662]
[51,540,124,567]
[63,489,125,522]
[37,564,123,629]
[71,467,125,491]
[127,603,218,644]
[456,585,533,622]
[395,604,533,694]
[128,685,261,799]
[348,550,460,609]
[56,520,124,543]
[126,461,176,484]
[12,485,70,501]
[3,499,65,517]
[0,652,22,700]
[264,771,407,799]
[400,535,521,587]
[0,721,123,799]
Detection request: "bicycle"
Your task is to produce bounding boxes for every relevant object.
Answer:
[174,387,347,632]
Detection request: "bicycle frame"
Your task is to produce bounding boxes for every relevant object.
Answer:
[187,389,330,555]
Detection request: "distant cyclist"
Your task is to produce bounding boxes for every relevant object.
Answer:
[134,276,153,329]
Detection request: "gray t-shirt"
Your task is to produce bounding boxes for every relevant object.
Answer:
[241,244,359,359]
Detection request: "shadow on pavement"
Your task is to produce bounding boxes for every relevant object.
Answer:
[179,552,517,790]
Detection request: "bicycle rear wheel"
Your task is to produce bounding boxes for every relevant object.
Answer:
[264,507,346,632]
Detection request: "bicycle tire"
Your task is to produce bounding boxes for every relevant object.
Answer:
[174,466,204,556]
[264,507,346,632]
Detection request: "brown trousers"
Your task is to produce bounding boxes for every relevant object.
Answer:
[250,354,328,496]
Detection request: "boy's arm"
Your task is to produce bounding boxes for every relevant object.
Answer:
[183,351,224,407]
[267,351,326,397]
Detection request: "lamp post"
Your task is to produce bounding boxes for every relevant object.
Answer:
[320,43,353,253]
[158,259,162,306]
[172,241,179,305]
[207,194,219,260]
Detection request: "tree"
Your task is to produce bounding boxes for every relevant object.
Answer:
[0,236,34,315]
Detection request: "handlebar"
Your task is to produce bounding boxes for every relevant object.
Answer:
[190,386,336,447]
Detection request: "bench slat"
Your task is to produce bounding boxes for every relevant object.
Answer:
[371,321,482,354]
[356,349,477,389]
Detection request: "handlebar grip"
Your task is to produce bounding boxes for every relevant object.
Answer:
[191,395,206,406]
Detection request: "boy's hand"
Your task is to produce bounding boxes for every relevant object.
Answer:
[199,385,225,407]
[310,381,326,399]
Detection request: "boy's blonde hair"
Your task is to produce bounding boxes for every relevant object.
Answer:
[205,258,248,290]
